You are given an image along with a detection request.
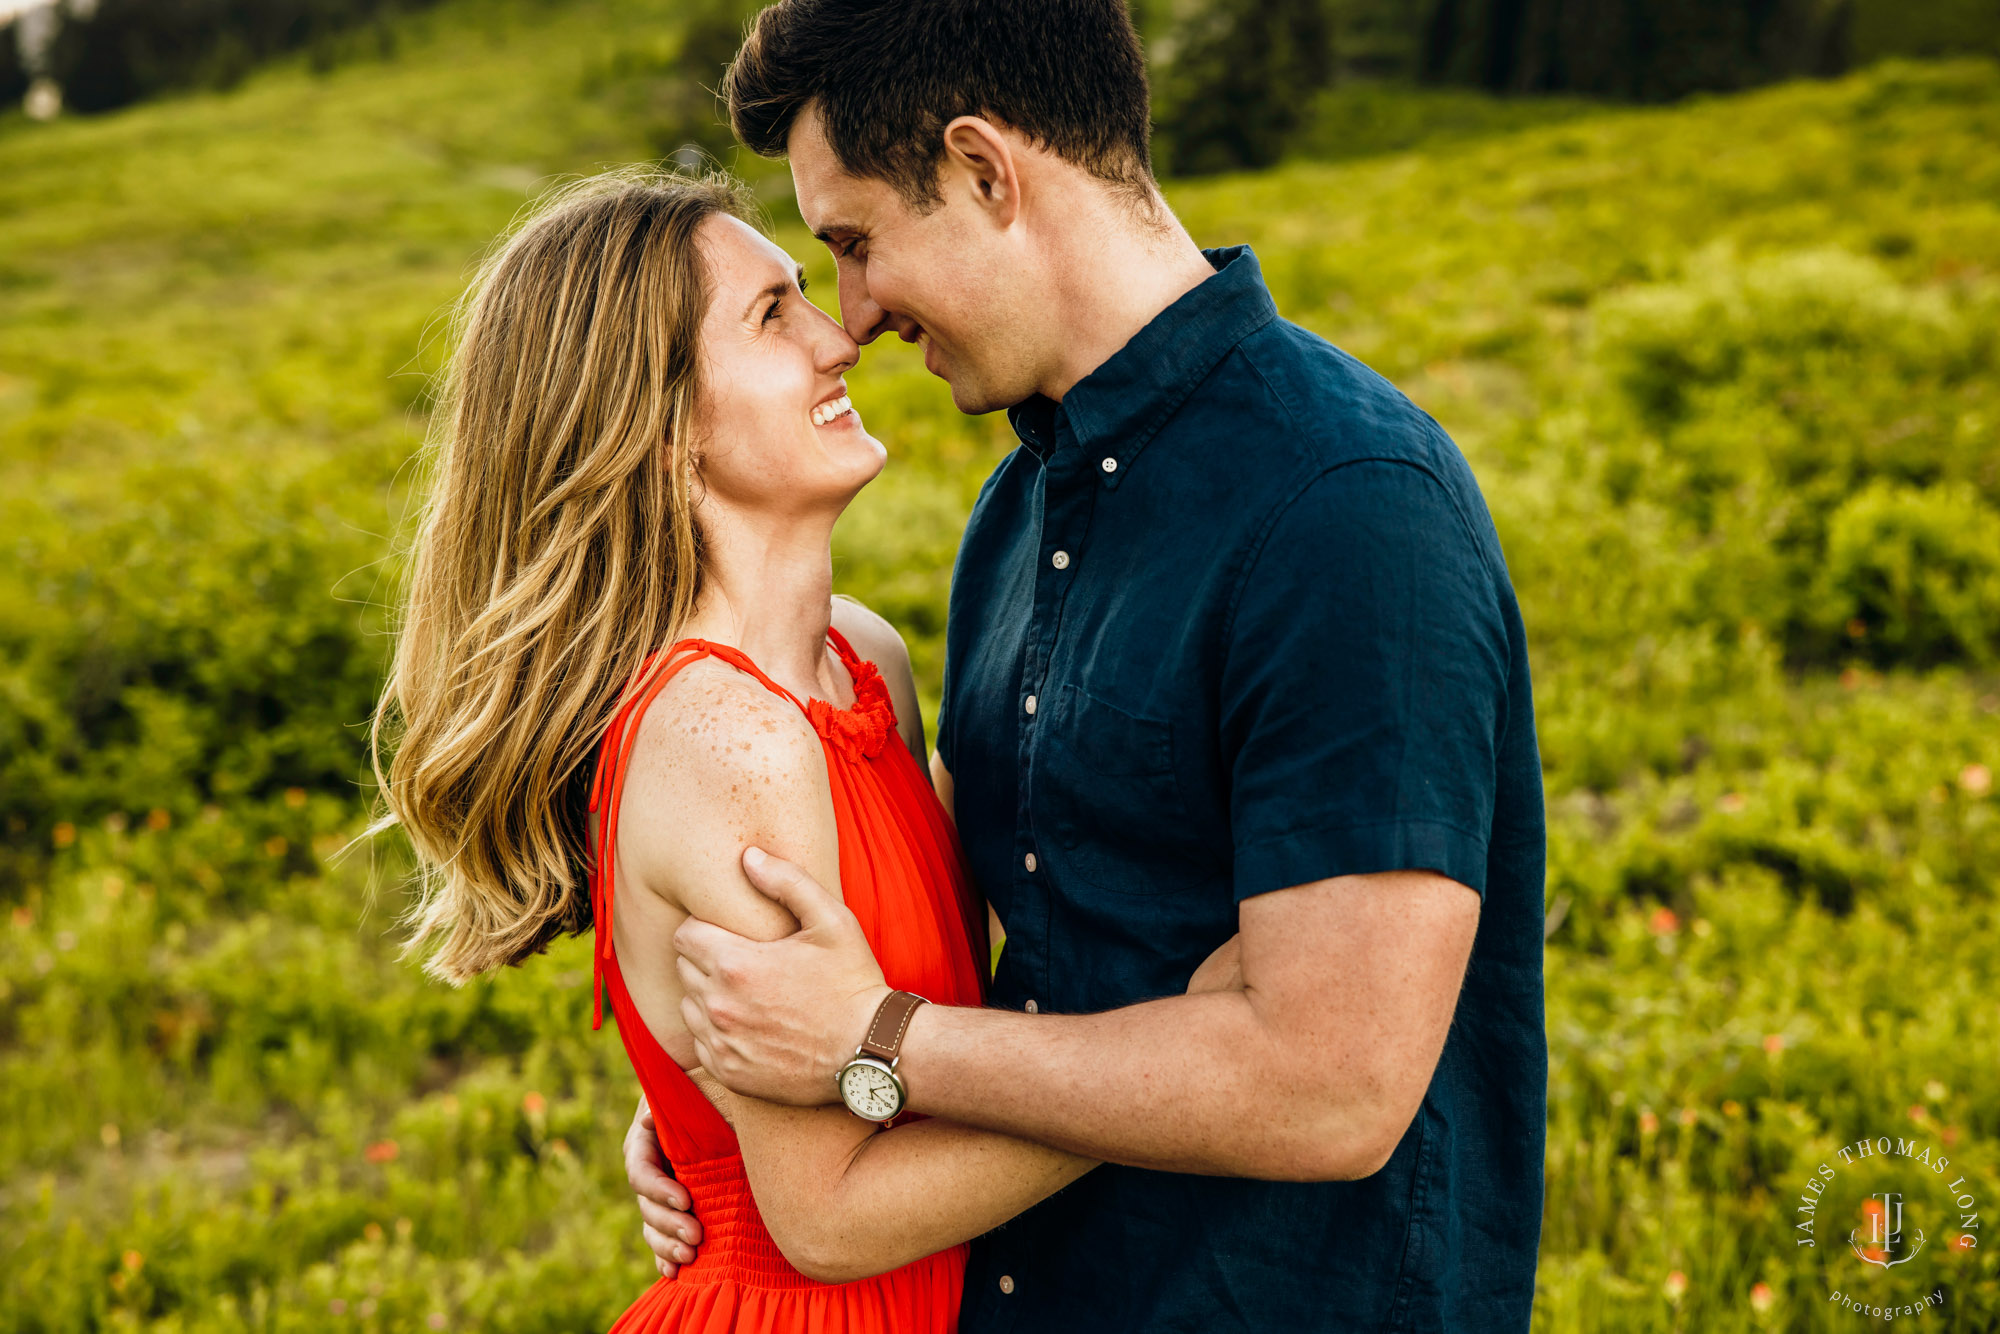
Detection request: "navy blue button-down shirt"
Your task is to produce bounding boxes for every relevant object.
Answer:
[938,247,1546,1332]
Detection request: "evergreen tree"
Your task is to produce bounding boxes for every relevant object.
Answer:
[1,21,29,112]
[1153,0,1337,175]
[42,0,434,116]
[1419,0,1851,100]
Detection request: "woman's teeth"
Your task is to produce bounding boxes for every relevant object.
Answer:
[811,396,853,427]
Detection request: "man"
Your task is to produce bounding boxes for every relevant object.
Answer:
[626,1,1547,1328]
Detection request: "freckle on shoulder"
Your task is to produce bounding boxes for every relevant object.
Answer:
[629,658,820,784]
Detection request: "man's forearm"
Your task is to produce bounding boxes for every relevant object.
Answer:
[896,989,1395,1180]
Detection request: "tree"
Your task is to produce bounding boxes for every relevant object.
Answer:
[1,20,29,112]
[1152,0,1338,175]
[1419,0,1851,100]
[40,0,434,116]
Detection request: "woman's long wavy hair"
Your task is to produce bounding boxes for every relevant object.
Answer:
[372,167,756,984]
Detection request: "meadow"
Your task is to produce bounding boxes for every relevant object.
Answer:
[3,2,1999,1329]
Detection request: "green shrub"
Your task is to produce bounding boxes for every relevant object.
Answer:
[0,456,390,895]
[1583,246,2000,669]
[1814,481,2000,665]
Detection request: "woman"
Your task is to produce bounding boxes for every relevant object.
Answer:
[373,169,1230,1332]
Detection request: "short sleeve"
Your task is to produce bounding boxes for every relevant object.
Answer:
[1222,460,1509,901]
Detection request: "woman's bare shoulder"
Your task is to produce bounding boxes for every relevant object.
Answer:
[831,597,924,757]
[615,656,834,933]
[831,597,912,675]
[625,657,822,794]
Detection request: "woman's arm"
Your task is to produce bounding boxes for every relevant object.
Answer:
[617,664,1090,1284]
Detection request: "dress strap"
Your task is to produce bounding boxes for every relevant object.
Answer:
[826,624,864,670]
[683,639,811,712]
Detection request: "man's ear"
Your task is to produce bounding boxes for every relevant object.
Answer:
[940,116,1020,226]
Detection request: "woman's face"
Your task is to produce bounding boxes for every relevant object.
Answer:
[691,215,884,520]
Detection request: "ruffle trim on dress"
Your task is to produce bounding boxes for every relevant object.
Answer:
[806,654,898,761]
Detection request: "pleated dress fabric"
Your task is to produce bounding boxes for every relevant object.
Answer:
[588,629,987,1334]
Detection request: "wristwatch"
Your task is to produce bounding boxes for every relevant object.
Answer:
[837,990,928,1122]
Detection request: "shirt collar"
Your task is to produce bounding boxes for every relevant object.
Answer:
[1007,245,1279,482]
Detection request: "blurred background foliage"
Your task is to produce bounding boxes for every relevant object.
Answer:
[3,0,2000,1331]
[10,0,2000,160]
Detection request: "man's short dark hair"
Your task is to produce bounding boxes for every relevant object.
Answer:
[724,0,1154,209]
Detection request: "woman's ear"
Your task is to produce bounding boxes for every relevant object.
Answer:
[677,398,710,477]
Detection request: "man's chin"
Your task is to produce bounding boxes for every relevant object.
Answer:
[926,349,1021,416]
[943,372,1014,418]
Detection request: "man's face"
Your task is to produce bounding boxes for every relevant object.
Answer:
[787,104,1040,415]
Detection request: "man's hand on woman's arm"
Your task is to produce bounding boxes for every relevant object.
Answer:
[623,747,968,1279]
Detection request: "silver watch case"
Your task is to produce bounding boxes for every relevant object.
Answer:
[836,1052,907,1123]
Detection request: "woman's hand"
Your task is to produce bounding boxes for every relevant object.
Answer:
[625,1096,703,1277]
[1187,932,1244,994]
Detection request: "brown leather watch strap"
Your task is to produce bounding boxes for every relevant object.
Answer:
[856,989,928,1064]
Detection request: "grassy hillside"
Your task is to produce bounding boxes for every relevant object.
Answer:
[2,2,1998,1328]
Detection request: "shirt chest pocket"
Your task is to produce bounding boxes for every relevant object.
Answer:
[1039,684,1208,895]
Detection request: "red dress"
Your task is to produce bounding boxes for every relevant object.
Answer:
[587,629,987,1333]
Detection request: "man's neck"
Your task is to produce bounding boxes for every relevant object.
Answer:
[1036,193,1216,403]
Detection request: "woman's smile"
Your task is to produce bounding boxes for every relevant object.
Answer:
[811,389,857,428]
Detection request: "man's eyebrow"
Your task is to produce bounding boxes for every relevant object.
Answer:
[740,267,809,322]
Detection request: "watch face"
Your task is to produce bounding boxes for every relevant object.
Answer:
[839,1059,903,1122]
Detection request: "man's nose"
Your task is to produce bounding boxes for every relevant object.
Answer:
[838,282,888,344]
[839,282,916,346]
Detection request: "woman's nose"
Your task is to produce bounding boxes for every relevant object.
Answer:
[816,312,861,377]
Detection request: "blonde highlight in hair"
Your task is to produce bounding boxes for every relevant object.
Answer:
[372,167,758,984]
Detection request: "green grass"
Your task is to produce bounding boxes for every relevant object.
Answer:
[3,2,2000,1328]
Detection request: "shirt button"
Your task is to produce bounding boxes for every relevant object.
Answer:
[1051,550,1070,570]
[1101,457,1118,474]
[1024,694,1037,716]
[999,1275,1016,1295]
[1024,852,1038,873]
[1024,999,1038,1014]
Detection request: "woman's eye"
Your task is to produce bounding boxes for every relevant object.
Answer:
[763,298,782,324]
